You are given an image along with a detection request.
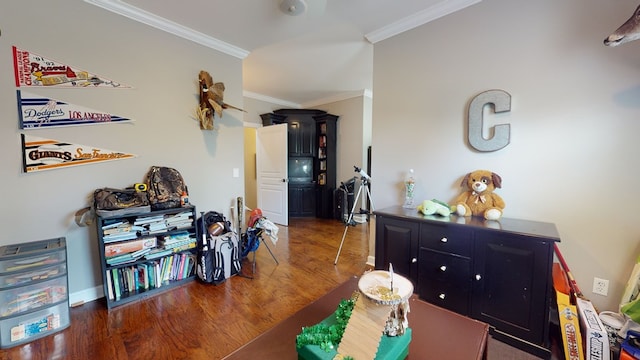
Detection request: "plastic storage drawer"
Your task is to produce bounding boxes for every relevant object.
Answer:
[0,276,68,317]
[0,263,67,288]
[0,239,66,274]
[0,301,70,348]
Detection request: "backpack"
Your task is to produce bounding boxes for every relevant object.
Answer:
[94,187,149,211]
[144,166,187,210]
[195,211,240,284]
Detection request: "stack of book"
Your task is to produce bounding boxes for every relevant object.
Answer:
[102,221,143,243]
[134,214,167,235]
[105,236,157,266]
[160,231,196,252]
[165,211,193,231]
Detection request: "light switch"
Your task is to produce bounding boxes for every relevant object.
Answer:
[233,168,240,178]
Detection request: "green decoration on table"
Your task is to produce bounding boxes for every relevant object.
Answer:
[296,298,356,351]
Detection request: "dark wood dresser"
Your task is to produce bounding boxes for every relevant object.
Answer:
[374,205,560,359]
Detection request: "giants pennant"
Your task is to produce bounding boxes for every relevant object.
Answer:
[22,134,136,173]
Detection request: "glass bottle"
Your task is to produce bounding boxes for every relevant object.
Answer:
[403,169,415,209]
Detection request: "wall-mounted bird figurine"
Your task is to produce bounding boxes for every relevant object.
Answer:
[197,70,245,130]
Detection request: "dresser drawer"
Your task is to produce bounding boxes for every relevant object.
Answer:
[421,280,470,315]
[419,250,471,284]
[420,224,472,257]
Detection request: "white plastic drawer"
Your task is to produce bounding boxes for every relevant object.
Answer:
[0,249,66,274]
[0,302,70,349]
[0,276,68,318]
[0,263,67,288]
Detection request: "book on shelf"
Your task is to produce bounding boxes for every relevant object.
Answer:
[178,254,186,280]
[106,270,114,300]
[133,267,139,292]
[103,232,139,243]
[169,241,196,253]
[144,248,173,260]
[138,263,149,290]
[165,211,192,222]
[133,215,165,225]
[162,231,191,241]
[102,220,128,230]
[106,253,197,302]
[160,232,193,247]
[154,261,161,289]
[103,224,131,235]
[104,237,157,258]
[111,269,121,300]
[105,248,151,266]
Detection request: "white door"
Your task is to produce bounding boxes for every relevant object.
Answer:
[256,124,288,226]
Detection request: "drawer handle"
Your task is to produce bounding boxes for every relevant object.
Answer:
[439,293,446,300]
[411,258,417,263]
[440,265,447,272]
[475,274,482,281]
[440,237,448,243]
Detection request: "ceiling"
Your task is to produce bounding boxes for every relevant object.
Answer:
[85,0,480,108]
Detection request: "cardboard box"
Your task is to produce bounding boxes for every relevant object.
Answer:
[553,263,585,360]
[576,297,610,360]
[557,291,585,360]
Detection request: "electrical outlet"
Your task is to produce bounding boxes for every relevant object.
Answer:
[593,277,609,296]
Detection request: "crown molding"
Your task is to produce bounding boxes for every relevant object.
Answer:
[365,0,481,44]
[243,91,302,109]
[244,89,372,109]
[84,0,250,59]
[302,89,373,108]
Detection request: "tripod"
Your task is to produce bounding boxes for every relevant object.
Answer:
[334,176,375,265]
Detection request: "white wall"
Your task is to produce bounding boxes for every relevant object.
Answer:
[371,0,640,312]
[0,1,245,303]
[317,96,372,186]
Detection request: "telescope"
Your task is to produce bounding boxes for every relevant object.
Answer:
[354,166,371,182]
[336,166,375,264]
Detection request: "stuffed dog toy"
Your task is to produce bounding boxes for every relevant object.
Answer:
[454,170,505,220]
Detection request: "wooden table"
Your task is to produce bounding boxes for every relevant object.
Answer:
[223,276,489,360]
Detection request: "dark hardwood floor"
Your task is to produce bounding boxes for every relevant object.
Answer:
[2,217,550,360]
[3,218,371,360]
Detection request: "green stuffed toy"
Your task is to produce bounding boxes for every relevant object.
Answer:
[417,199,451,217]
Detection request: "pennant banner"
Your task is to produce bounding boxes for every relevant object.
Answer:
[13,46,131,88]
[17,90,133,129]
[22,134,136,173]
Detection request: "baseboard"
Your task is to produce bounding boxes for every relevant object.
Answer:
[69,285,104,306]
[366,255,375,267]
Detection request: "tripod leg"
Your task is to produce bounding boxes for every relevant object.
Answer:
[363,184,375,216]
[334,185,364,265]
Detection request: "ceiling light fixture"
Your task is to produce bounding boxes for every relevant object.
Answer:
[280,0,307,16]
